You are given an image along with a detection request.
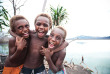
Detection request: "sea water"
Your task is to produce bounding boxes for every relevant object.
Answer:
[65,40,110,74]
[0,43,8,55]
[0,40,110,74]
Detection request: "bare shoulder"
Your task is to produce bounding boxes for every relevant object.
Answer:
[59,49,66,56]
[9,37,16,46]
[9,37,16,42]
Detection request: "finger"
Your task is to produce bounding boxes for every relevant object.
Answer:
[23,39,27,46]
[16,37,19,42]
[19,37,23,42]
[17,36,20,40]
[41,46,44,49]
[41,46,45,50]
[40,50,45,55]
[40,50,44,52]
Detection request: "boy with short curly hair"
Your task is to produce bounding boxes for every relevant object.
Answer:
[2,15,30,74]
[9,13,68,74]
[41,26,67,74]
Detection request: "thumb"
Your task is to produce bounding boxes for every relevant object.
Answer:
[20,37,23,41]
[41,46,45,50]
[16,37,19,42]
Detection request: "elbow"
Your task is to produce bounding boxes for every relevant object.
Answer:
[65,41,69,46]
[9,56,15,63]
[52,70,58,73]
[51,68,59,73]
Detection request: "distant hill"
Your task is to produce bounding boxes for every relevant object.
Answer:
[66,35,110,40]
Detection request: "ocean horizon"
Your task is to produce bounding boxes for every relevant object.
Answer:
[65,40,110,74]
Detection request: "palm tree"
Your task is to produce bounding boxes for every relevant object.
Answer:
[0,1,10,32]
[50,5,68,28]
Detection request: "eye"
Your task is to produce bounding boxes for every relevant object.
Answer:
[18,26,23,30]
[25,24,29,28]
[56,36,61,40]
[36,23,41,26]
[43,23,48,27]
[50,33,54,37]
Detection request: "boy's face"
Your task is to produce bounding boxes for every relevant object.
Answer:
[48,28,65,49]
[35,16,50,38]
[14,19,30,39]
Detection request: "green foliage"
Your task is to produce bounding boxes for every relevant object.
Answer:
[0,1,9,31]
[50,5,68,28]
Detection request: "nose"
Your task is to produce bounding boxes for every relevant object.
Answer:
[23,27,28,32]
[51,37,55,41]
[39,25,44,29]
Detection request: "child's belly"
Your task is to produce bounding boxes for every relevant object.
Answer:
[24,49,44,69]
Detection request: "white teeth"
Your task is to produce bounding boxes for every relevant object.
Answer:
[49,41,53,44]
[39,30,44,33]
[24,31,28,34]
[49,44,54,48]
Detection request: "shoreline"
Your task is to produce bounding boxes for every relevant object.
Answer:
[0,54,93,74]
[44,59,93,74]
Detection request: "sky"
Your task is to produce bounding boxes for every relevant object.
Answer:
[2,0,110,38]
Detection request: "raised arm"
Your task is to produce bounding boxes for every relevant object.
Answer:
[9,37,26,62]
[9,29,19,37]
[52,41,68,53]
[40,41,68,56]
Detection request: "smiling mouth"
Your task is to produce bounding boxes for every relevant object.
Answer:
[38,30,45,38]
[23,32,29,38]
[48,42,55,49]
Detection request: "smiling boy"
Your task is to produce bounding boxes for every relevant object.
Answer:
[2,15,30,74]
[9,13,68,74]
[41,26,67,74]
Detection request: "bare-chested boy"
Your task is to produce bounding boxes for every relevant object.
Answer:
[2,15,30,74]
[40,26,67,74]
[9,13,68,74]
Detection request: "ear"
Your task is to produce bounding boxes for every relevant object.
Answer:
[63,39,65,42]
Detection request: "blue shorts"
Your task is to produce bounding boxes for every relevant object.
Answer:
[48,68,66,74]
[21,65,47,74]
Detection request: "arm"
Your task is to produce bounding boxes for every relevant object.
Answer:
[42,47,66,73]
[9,37,26,62]
[52,41,68,54]
[9,29,19,37]
[46,50,66,73]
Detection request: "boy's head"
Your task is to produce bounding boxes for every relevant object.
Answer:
[48,26,67,49]
[10,15,30,38]
[34,13,52,38]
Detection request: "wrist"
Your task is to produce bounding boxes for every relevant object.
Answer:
[17,46,23,51]
[46,56,51,61]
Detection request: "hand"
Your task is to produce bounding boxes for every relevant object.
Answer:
[15,37,27,51]
[40,46,54,57]
[40,46,51,60]
[40,46,46,55]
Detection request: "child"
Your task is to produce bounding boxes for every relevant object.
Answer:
[40,26,67,74]
[9,13,68,74]
[2,15,30,74]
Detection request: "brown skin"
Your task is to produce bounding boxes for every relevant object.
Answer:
[9,16,68,69]
[41,28,66,73]
[23,16,50,69]
[5,19,30,67]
